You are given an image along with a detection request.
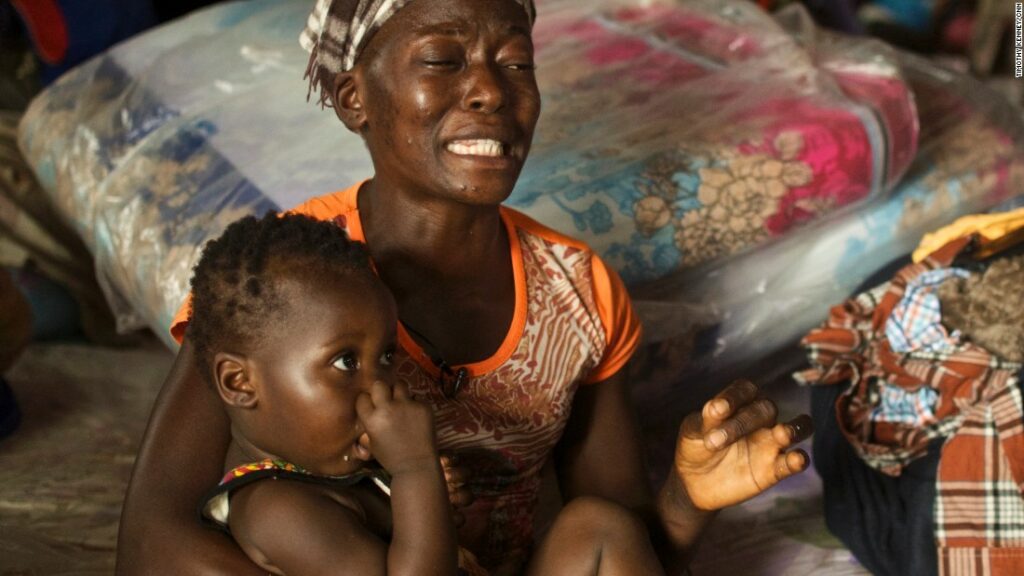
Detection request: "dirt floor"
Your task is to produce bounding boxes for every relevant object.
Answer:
[0,336,172,575]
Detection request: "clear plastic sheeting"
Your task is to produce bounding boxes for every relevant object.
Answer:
[519,0,918,281]
[16,0,1024,410]
[631,38,1024,423]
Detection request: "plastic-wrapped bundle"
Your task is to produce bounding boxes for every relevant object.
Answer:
[629,10,1024,423]
[518,0,918,282]
[18,0,924,345]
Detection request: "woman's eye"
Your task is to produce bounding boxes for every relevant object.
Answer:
[423,59,459,68]
[332,354,359,371]
[506,62,535,71]
[380,350,395,366]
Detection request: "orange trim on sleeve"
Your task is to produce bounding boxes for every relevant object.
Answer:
[170,295,191,345]
[498,208,591,253]
[583,253,642,384]
[288,182,365,240]
[496,208,643,384]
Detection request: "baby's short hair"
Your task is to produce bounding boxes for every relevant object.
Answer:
[187,212,372,383]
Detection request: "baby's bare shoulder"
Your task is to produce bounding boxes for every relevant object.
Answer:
[229,479,367,543]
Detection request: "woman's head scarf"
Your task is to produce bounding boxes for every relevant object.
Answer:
[301,0,537,107]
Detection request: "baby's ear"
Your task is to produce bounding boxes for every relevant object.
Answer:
[330,70,367,133]
[214,352,258,409]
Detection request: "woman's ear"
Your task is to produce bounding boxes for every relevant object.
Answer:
[214,352,258,409]
[330,70,367,133]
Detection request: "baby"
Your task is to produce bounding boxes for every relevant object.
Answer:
[187,212,662,575]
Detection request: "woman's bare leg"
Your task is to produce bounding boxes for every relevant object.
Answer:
[527,496,665,576]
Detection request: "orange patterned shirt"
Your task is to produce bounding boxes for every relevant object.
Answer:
[172,182,642,571]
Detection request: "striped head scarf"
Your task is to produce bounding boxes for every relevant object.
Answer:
[301,0,537,107]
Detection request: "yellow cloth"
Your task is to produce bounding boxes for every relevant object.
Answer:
[913,208,1024,263]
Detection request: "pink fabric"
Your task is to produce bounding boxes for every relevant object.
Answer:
[530,2,919,265]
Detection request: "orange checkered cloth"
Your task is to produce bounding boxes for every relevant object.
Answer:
[796,236,1024,575]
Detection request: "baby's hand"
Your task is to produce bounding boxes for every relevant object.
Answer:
[355,381,438,475]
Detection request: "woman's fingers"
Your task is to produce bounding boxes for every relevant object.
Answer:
[444,464,469,487]
[773,449,809,481]
[439,453,458,468]
[704,395,778,451]
[448,485,475,508]
[440,451,474,509]
[771,415,814,447]
[702,380,759,429]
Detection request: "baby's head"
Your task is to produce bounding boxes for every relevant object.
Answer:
[188,212,398,476]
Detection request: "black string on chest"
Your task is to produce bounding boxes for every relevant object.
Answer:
[400,321,468,398]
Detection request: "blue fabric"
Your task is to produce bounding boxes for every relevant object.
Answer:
[7,267,81,341]
[884,267,969,353]
[871,380,939,426]
[811,382,940,576]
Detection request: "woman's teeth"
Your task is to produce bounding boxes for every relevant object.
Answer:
[446,139,505,157]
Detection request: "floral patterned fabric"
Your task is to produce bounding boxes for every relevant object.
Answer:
[520,2,918,278]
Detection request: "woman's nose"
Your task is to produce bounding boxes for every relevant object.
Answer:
[463,62,506,113]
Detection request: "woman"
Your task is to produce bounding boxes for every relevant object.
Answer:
[116,0,812,573]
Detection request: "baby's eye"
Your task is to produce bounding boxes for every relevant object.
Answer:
[332,354,359,371]
[380,350,395,366]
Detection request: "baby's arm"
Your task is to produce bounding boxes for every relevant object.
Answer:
[357,381,457,576]
[227,481,395,576]
[230,380,456,576]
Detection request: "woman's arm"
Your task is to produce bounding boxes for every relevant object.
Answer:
[556,371,811,575]
[555,369,709,574]
[115,337,265,575]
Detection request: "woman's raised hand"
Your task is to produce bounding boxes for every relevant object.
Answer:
[672,380,813,511]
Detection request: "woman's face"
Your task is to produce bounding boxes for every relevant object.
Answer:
[353,0,540,206]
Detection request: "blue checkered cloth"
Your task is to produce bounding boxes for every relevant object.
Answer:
[870,379,939,426]
[885,268,970,353]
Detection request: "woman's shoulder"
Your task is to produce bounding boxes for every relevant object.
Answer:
[288,182,363,221]
[500,205,593,255]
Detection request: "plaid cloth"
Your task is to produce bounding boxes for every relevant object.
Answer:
[796,235,1024,575]
[885,268,970,354]
[873,382,939,426]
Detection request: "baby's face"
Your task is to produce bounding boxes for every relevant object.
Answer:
[244,272,398,477]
